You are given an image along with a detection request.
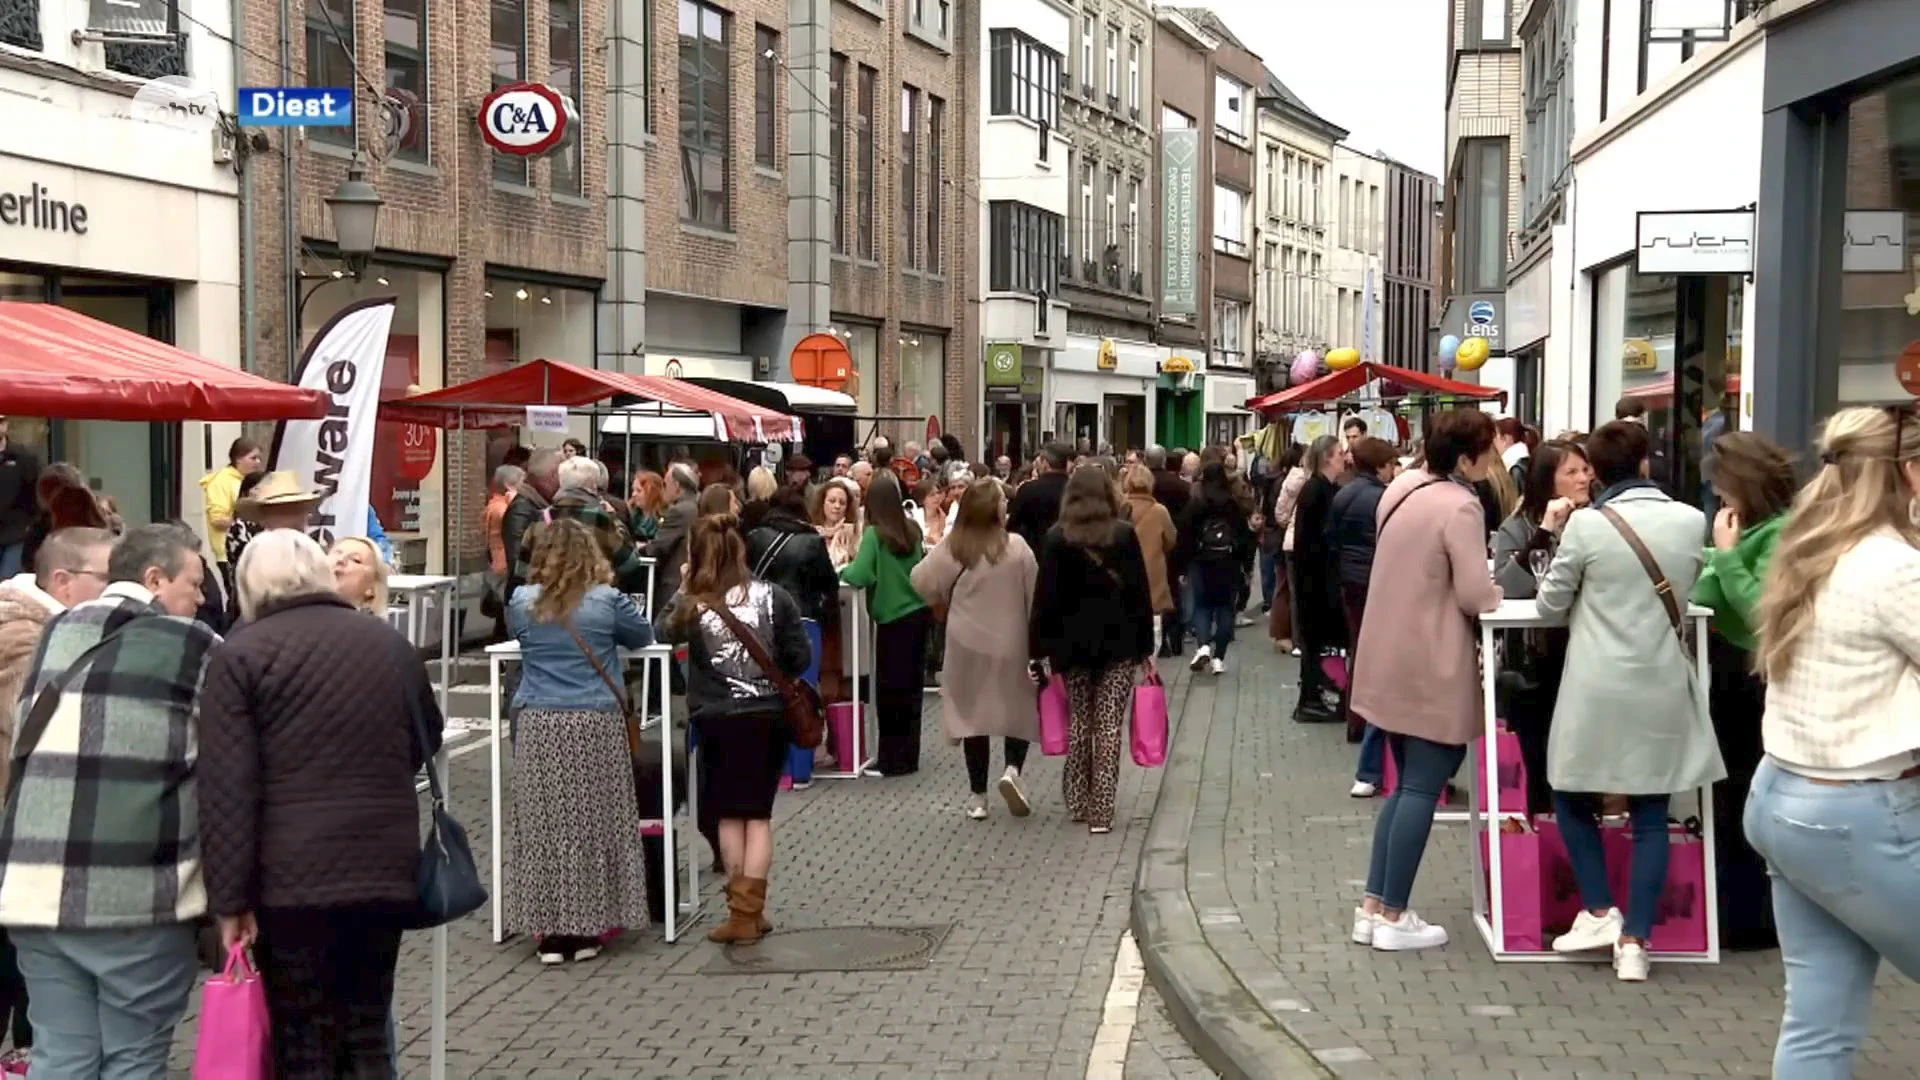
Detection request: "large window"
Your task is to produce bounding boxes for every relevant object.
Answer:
[307,0,356,146]
[857,64,876,259]
[1264,242,1280,331]
[1309,253,1322,337]
[1104,168,1119,259]
[1213,74,1249,142]
[1104,25,1118,106]
[1078,161,1094,263]
[491,0,527,182]
[1523,0,1574,223]
[927,95,944,274]
[830,52,846,252]
[1126,177,1140,286]
[1638,0,1754,93]
[383,0,428,162]
[754,25,779,169]
[900,332,947,422]
[548,0,581,193]
[989,30,1059,129]
[1214,184,1246,257]
[678,0,730,228]
[901,85,920,269]
[1212,299,1245,367]
[1467,0,1510,44]
[1311,162,1324,226]
[1080,15,1094,92]
[1126,38,1140,117]
[988,201,1062,295]
[1457,138,1508,293]
[1369,185,1380,255]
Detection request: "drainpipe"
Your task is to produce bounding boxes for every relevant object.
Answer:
[227,0,255,378]
[278,0,298,380]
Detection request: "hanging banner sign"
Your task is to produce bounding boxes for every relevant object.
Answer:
[270,297,396,547]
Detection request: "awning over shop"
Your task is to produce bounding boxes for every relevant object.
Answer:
[1244,361,1508,413]
[379,358,801,442]
[0,301,329,422]
[1621,372,1742,401]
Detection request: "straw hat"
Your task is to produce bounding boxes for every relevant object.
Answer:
[237,470,325,513]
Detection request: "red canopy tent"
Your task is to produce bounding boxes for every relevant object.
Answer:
[379,358,801,442]
[0,301,327,421]
[1244,361,1507,413]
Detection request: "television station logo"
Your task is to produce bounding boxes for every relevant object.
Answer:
[130,75,220,133]
[237,86,355,128]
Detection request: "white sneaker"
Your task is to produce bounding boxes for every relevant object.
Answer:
[1614,940,1650,982]
[1350,907,1381,945]
[1209,658,1225,675]
[998,767,1031,817]
[964,794,987,820]
[1349,780,1378,798]
[1189,646,1213,672]
[1372,910,1448,951]
[1553,908,1624,953]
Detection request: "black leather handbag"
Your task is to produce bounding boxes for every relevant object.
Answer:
[403,693,487,930]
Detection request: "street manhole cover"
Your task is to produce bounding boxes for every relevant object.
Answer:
[700,924,952,974]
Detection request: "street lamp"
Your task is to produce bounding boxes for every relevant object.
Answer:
[324,159,383,276]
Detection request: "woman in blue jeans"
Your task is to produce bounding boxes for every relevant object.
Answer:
[1745,405,1920,1078]
[1345,409,1504,951]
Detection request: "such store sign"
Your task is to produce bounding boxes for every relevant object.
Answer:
[478,82,578,158]
[1636,209,1754,275]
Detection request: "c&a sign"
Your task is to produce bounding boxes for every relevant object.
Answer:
[478,82,578,158]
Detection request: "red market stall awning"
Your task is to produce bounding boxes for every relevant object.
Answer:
[1245,361,1508,413]
[0,301,329,422]
[379,358,802,442]
[1621,371,1742,401]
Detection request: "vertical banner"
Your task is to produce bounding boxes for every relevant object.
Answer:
[1160,128,1199,316]
[270,297,397,548]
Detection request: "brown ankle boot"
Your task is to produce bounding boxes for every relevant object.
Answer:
[706,876,765,944]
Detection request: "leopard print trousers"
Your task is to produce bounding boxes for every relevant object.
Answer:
[1063,661,1134,830]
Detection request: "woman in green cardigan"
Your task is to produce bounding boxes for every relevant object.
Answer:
[839,471,930,775]
[1691,430,1797,952]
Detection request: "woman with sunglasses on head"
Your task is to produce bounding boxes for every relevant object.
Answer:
[1747,405,1920,1077]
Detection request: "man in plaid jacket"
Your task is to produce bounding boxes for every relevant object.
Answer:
[512,455,651,597]
[0,524,217,1078]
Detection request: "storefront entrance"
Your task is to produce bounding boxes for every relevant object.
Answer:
[1103,394,1146,453]
[0,265,178,525]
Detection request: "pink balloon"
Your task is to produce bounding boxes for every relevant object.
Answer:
[1290,351,1320,385]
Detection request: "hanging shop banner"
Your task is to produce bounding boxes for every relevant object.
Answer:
[1160,128,1200,316]
[985,342,1024,389]
[1636,209,1754,275]
[271,297,396,548]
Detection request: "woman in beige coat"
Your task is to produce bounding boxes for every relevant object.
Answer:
[1121,465,1177,615]
[1348,409,1504,953]
[911,478,1041,820]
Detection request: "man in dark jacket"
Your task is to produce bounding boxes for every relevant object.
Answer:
[1007,442,1071,552]
[501,448,561,600]
[0,418,40,580]
[1143,446,1192,655]
[514,456,651,597]
[643,462,700,618]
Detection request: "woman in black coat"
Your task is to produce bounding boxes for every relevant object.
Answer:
[1288,436,1347,723]
[1323,438,1400,782]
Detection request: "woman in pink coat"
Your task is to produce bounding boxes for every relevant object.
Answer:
[1348,409,1504,952]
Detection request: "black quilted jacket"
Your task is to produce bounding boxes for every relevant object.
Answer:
[197,592,442,916]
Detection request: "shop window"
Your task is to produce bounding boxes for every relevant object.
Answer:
[306,0,355,146]
[482,276,596,544]
[829,53,847,253]
[679,0,731,229]
[898,332,946,423]
[301,265,448,573]
[836,321,879,420]
[549,0,582,193]
[754,25,779,169]
[491,0,528,184]
[1835,71,1920,406]
[384,0,429,162]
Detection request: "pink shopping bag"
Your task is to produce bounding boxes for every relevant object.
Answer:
[1131,665,1167,767]
[1476,820,1582,952]
[1319,653,1348,692]
[1039,675,1070,756]
[192,944,270,1079]
[1602,822,1710,952]
[1473,729,1528,814]
[826,702,862,769]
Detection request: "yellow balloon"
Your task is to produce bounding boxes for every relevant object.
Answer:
[1454,336,1490,371]
[1325,347,1361,371]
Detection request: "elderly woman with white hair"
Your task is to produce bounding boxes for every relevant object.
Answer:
[519,454,651,595]
[197,529,444,1080]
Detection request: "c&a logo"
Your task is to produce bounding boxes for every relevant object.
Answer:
[478,82,574,158]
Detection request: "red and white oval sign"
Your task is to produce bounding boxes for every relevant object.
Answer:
[478,82,570,157]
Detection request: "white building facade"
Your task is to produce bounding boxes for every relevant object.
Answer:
[1252,69,1344,384]
[978,0,1074,458]
[0,0,241,529]
[1329,146,1386,362]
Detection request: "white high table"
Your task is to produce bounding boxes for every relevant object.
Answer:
[813,583,878,781]
[484,641,708,943]
[385,573,455,1080]
[1468,596,1719,964]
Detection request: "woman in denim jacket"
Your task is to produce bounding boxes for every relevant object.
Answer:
[506,518,654,964]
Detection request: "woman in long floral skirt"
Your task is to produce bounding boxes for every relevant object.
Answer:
[506,518,655,963]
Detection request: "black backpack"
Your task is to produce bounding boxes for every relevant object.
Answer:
[1197,514,1236,561]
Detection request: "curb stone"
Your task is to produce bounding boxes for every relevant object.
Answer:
[1130,667,1334,1080]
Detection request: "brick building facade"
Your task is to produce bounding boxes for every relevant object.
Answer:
[238,0,608,573]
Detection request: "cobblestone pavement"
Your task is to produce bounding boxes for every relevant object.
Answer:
[163,671,1210,1079]
[1170,636,1920,1079]
[1123,983,1218,1080]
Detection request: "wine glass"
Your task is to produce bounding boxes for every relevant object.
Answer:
[1528,548,1553,581]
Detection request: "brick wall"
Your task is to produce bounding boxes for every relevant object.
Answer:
[643,0,971,454]
[239,0,606,563]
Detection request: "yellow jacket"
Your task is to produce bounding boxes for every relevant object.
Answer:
[200,465,244,563]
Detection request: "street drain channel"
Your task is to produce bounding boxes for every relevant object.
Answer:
[700,924,953,975]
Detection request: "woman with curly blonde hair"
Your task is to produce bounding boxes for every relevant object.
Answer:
[1746,405,1920,1076]
[505,518,654,964]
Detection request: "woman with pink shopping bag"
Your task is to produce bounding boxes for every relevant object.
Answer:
[193,946,270,1079]
[1030,468,1156,834]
